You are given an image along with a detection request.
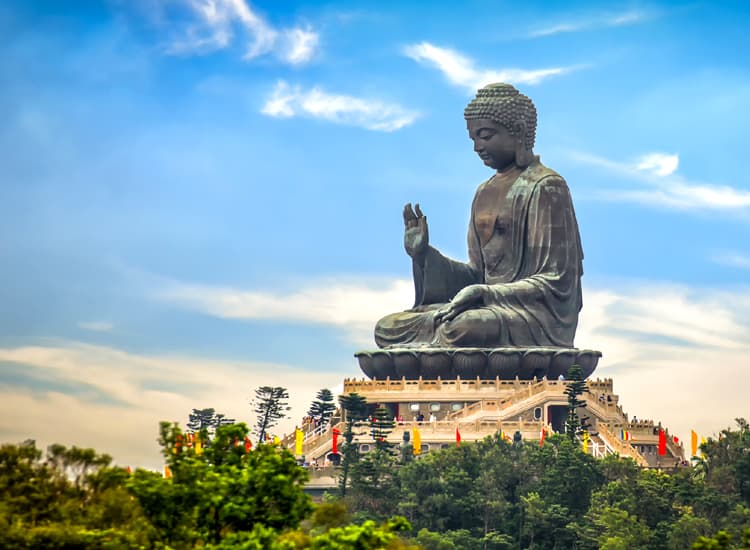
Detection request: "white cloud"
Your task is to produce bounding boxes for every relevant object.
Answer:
[78,321,115,332]
[280,26,319,65]
[157,276,413,346]
[165,0,318,64]
[576,284,750,446]
[260,81,419,132]
[569,150,750,210]
[635,152,679,177]
[0,342,342,469]
[403,42,577,92]
[530,9,651,37]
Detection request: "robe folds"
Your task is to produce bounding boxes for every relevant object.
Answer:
[375,160,583,348]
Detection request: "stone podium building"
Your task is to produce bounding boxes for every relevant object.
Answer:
[286,370,685,474]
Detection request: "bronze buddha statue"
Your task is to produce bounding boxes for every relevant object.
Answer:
[375,83,583,349]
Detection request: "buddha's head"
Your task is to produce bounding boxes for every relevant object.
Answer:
[464,83,537,171]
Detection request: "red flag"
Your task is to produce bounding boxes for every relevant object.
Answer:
[658,429,666,456]
[673,435,679,444]
[244,436,252,452]
[456,427,461,447]
[539,428,546,447]
[332,428,340,454]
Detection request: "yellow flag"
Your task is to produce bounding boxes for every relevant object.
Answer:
[691,430,698,456]
[413,427,421,455]
[582,431,590,453]
[295,428,304,456]
[273,435,281,446]
[164,465,172,479]
[701,436,707,456]
[194,437,203,456]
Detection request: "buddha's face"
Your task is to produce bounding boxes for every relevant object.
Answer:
[466,118,518,172]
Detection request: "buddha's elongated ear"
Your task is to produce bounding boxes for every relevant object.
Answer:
[513,119,533,168]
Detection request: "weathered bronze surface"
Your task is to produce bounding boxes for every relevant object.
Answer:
[374,83,584,350]
[355,348,601,380]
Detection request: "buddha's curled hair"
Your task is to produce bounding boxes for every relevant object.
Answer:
[464,83,537,151]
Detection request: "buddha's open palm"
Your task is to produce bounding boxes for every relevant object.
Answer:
[403,203,429,258]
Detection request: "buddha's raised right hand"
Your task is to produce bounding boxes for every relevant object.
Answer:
[403,202,429,259]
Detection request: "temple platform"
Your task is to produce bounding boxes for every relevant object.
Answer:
[284,375,685,472]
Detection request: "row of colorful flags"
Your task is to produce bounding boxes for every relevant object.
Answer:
[291,422,713,465]
[619,428,707,457]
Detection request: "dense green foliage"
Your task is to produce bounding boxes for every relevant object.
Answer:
[0,423,413,549]
[2,418,749,549]
[337,419,750,549]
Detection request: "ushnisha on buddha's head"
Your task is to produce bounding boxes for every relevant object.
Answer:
[464,83,537,172]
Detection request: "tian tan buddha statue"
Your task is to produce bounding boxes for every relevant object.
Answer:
[375,83,583,350]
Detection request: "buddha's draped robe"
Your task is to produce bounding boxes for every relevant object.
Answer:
[375,160,583,348]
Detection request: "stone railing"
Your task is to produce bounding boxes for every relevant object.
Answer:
[343,375,546,394]
[588,378,614,393]
[298,421,345,456]
[290,419,550,458]
[598,424,648,467]
[584,395,625,423]
[446,379,558,420]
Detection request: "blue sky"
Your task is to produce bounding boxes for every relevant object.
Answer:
[2,0,750,468]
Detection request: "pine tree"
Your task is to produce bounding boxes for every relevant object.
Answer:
[186,408,235,441]
[337,393,369,496]
[308,388,337,426]
[187,408,217,433]
[348,405,400,514]
[251,386,291,445]
[369,406,395,452]
[565,364,589,441]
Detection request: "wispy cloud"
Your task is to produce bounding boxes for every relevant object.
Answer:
[156,273,750,444]
[403,42,578,92]
[157,276,413,346]
[711,251,750,270]
[5,275,750,468]
[570,150,750,210]
[634,152,679,177]
[77,321,115,332]
[0,342,342,469]
[530,9,652,37]
[576,284,750,443]
[261,81,419,132]
[280,26,319,65]
[165,0,319,64]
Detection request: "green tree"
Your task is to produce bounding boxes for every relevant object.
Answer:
[338,393,369,497]
[348,406,400,518]
[308,388,337,426]
[251,386,291,445]
[187,407,236,437]
[564,364,588,440]
[129,421,312,546]
[0,440,152,549]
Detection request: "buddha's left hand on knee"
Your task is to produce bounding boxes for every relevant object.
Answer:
[434,284,488,325]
